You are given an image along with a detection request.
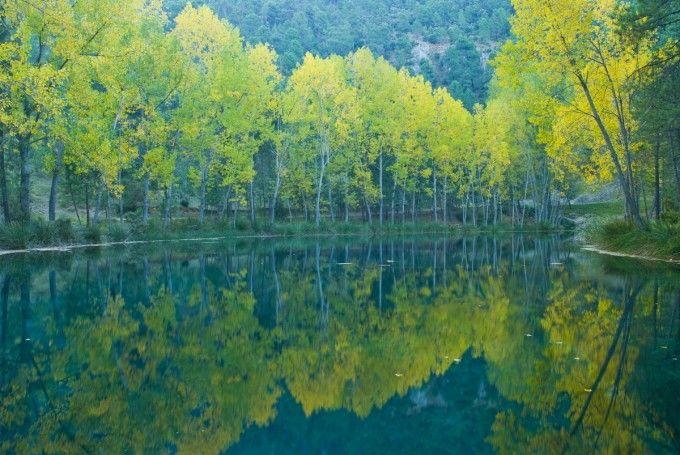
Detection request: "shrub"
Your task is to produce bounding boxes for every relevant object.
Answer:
[83,225,101,244]
[55,219,75,243]
[108,223,130,242]
[30,219,55,245]
[0,222,30,249]
[235,217,249,231]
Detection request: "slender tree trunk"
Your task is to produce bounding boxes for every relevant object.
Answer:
[379,148,384,226]
[442,176,448,225]
[390,181,396,225]
[199,165,208,225]
[49,142,64,222]
[654,138,661,221]
[19,137,31,222]
[94,188,103,226]
[0,141,10,223]
[85,182,91,227]
[671,130,680,206]
[328,184,335,223]
[401,187,406,225]
[433,169,438,223]
[365,195,373,224]
[119,185,124,223]
[411,191,416,223]
[316,149,327,228]
[163,186,171,229]
[68,177,82,226]
[142,172,150,224]
[271,165,281,224]
[249,181,256,227]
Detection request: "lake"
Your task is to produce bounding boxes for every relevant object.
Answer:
[0,235,678,454]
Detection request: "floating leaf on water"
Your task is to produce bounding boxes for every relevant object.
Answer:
[660,346,669,349]
[525,334,533,337]
[337,262,353,266]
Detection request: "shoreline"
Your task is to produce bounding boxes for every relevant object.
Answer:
[0,227,568,256]
[581,245,680,265]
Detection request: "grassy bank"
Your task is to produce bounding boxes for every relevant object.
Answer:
[0,217,566,251]
[586,219,680,262]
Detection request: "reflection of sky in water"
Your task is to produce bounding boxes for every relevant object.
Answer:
[0,235,679,454]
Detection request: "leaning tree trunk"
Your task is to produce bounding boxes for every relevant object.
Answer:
[577,73,644,228]
[49,142,64,222]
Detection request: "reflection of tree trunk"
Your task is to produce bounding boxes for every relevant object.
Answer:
[143,257,150,306]
[49,271,64,347]
[271,248,281,323]
[164,250,173,293]
[1,274,10,382]
[379,241,383,314]
[200,254,208,310]
[316,243,328,326]
[567,282,641,446]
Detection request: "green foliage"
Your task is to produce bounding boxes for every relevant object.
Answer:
[108,223,130,243]
[163,0,511,106]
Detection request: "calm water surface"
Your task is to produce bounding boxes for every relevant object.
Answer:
[0,235,679,454]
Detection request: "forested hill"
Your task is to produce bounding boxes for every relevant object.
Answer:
[162,0,512,108]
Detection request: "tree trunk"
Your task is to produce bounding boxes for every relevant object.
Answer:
[142,172,150,224]
[576,73,644,228]
[163,186,171,229]
[94,188,103,226]
[379,148,384,226]
[0,140,11,223]
[328,184,335,223]
[654,138,661,221]
[249,180,256,227]
[49,142,64,222]
[271,165,281,224]
[199,165,208,225]
[85,182,91,227]
[671,130,680,205]
[411,191,416,223]
[19,137,31,222]
[316,149,327,228]
[365,195,373,224]
[433,169,438,223]
[442,176,448,225]
[68,177,82,227]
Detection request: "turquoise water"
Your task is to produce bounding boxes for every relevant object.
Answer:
[0,235,678,454]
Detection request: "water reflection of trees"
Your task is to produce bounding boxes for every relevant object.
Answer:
[0,236,678,453]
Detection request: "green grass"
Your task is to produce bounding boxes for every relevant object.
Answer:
[588,219,680,261]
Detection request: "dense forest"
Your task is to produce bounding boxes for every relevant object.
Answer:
[163,0,512,107]
[0,0,678,242]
